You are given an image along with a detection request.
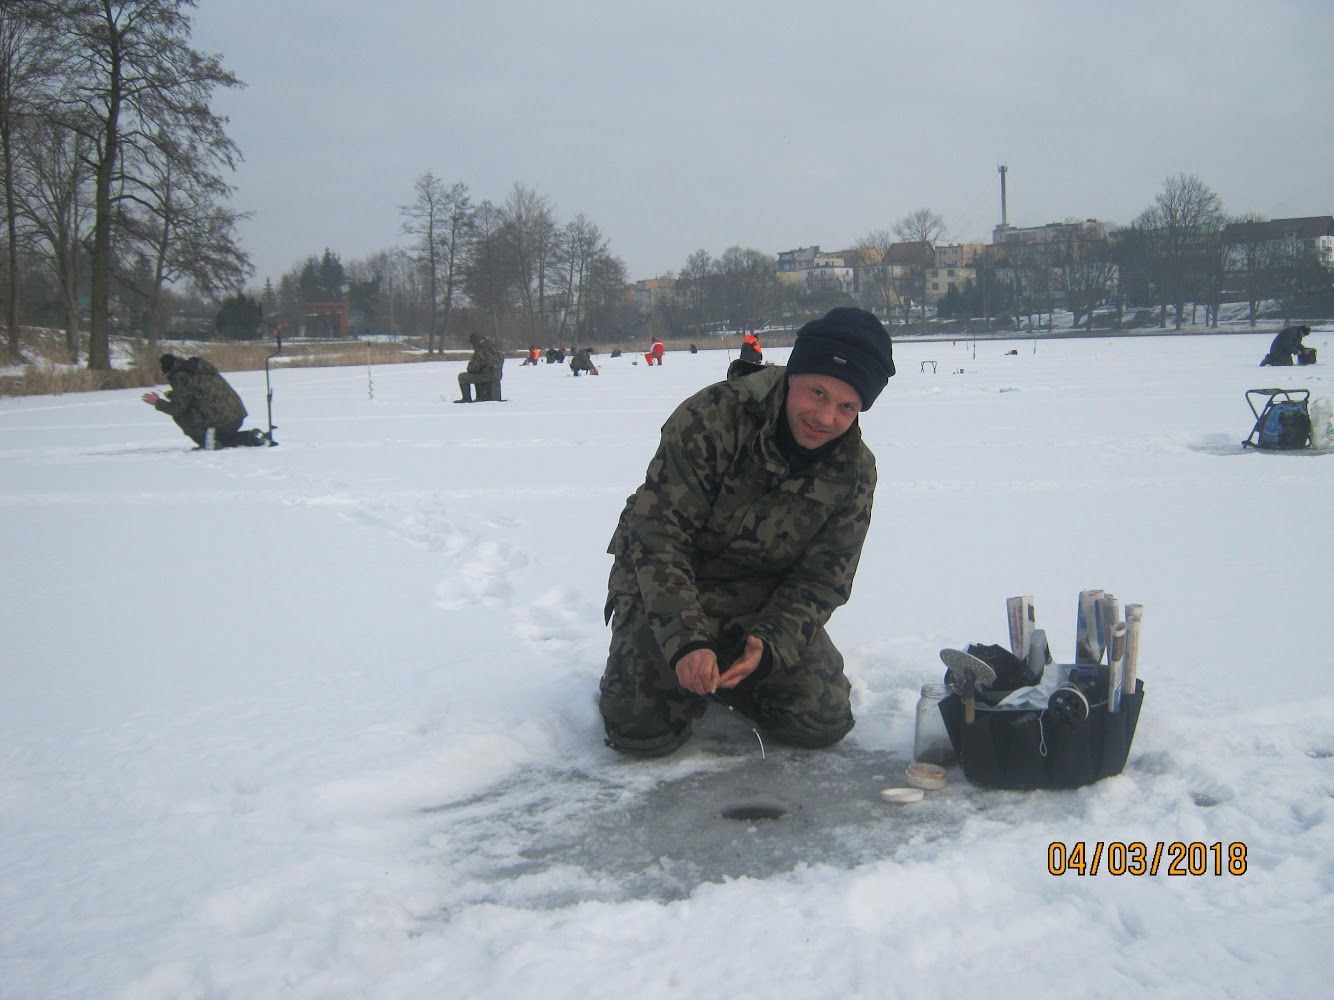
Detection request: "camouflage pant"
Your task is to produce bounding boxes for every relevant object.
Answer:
[458,371,502,401]
[599,594,854,753]
[171,413,243,448]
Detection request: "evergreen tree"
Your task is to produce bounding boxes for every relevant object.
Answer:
[214,292,262,340]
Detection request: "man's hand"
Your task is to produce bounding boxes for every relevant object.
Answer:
[716,636,765,690]
[141,391,161,405]
[675,636,766,695]
[675,647,721,695]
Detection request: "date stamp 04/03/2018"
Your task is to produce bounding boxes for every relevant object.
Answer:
[1048,841,1248,877]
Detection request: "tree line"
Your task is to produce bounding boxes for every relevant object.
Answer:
[650,175,1329,341]
[249,177,633,354]
[4,6,1324,368]
[941,175,1328,333]
[1,0,248,368]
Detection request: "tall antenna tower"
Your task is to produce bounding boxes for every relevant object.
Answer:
[998,163,1008,228]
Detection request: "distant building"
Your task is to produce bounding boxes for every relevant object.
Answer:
[774,245,854,292]
[633,277,677,315]
[992,219,1107,249]
[776,246,821,273]
[807,253,854,293]
[925,266,975,305]
[927,244,986,303]
[884,241,934,268]
[268,302,349,339]
[1220,215,1334,274]
[934,243,986,268]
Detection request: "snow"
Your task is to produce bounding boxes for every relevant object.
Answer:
[2,331,1331,998]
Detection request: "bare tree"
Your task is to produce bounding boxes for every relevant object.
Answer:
[715,246,777,332]
[114,131,251,348]
[678,249,713,337]
[461,198,516,340]
[498,183,558,340]
[400,170,472,354]
[1141,173,1225,329]
[1118,212,1166,322]
[580,250,629,341]
[554,213,608,340]
[345,247,414,334]
[1223,213,1278,327]
[52,0,242,370]
[1194,229,1225,327]
[0,0,60,359]
[1057,226,1117,331]
[17,117,90,360]
[852,229,897,317]
[1008,241,1060,331]
[1269,233,1324,324]
[892,209,946,327]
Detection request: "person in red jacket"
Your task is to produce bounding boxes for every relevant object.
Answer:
[644,337,665,366]
[741,331,762,363]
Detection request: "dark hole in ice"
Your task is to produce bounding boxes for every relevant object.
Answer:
[721,802,786,821]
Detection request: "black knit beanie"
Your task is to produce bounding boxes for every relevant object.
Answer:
[159,353,178,374]
[786,307,895,409]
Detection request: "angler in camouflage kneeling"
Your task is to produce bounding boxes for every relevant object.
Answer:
[599,307,895,757]
[142,354,265,449]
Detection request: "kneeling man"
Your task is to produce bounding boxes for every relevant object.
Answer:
[599,307,895,756]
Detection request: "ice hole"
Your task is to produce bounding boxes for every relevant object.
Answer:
[721,802,787,821]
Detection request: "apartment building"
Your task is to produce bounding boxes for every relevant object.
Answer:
[933,243,986,268]
[1220,216,1334,274]
[774,246,855,292]
[776,246,821,272]
[633,277,677,314]
[992,219,1107,249]
[925,265,975,305]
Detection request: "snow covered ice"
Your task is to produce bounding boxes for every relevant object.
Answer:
[2,331,1331,997]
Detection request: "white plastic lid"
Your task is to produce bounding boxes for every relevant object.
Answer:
[879,786,926,804]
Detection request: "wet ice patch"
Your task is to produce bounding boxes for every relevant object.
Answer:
[420,711,971,907]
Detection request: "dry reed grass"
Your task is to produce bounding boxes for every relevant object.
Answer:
[1,326,803,398]
[1,329,439,398]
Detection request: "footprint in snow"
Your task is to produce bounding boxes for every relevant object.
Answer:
[435,540,527,610]
[516,588,595,649]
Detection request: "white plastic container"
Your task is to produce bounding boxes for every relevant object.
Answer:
[1311,397,1332,451]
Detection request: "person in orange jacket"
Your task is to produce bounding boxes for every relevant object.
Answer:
[741,331,762,363]
[644,337,665,366]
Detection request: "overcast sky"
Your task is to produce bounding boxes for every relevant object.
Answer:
[190,0,1332,288]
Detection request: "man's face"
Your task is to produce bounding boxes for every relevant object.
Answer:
[785,373,862,449]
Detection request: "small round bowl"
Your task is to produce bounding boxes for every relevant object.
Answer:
[905,762,948,791]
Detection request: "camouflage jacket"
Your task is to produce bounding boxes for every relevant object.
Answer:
[467,338,505,380]
[606,362,877,676]
[154,358,247,434]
